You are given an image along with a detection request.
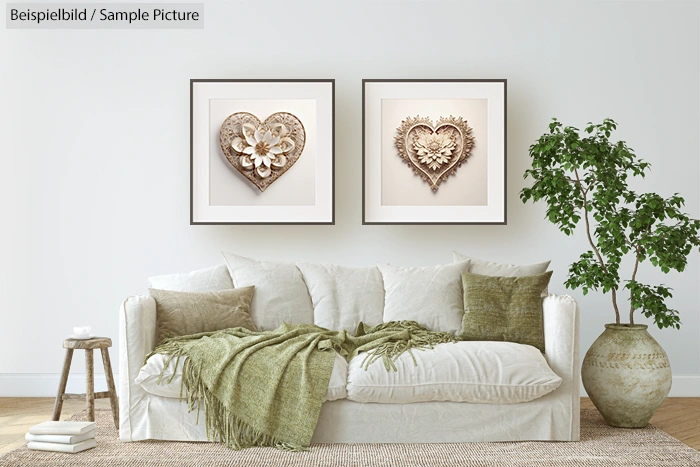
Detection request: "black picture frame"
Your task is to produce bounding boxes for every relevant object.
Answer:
[362,79,507,225]
[190,79,335,225]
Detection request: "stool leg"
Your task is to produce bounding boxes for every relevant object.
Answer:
[100,347,120,429]
[85,349,95,422]
[51,349,73,421]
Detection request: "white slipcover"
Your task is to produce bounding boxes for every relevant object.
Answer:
[119,293,580,443]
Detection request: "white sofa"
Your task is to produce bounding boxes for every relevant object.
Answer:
[119,258,580,444]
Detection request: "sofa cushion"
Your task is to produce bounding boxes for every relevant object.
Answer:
[453,252,551,276]
[136,350,348,402]
[346,341,561,404]
[222,252,314,331]
[453,252,551,296]
[148,264,234,292]
[149,287,257,344]
[377,260,470,334]
[297,263,384,334]
[458,271,553,352]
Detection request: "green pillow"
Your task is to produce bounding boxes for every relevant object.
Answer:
[149,286,257,344]
[458,271,553,352]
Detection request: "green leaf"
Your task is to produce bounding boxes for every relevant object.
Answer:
[520,118,700,330]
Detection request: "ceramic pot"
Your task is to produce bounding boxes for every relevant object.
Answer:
[581,324,671,428]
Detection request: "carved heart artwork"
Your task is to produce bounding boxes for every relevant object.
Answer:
[394,115,475,192]
[219,112,306,192]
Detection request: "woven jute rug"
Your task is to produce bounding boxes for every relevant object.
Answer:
[1,408,699,467]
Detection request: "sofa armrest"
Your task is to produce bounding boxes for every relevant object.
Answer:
[118,295,157,440]
[543,294,580,384]
[543,293,580,439]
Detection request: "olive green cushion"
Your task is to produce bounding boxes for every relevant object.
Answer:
[149,286,257,344]
[458,271,552,352]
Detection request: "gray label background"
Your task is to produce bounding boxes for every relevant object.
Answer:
[7,3,204,29]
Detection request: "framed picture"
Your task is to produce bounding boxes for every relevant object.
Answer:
[190,79,335,224]
[362,79,506,225]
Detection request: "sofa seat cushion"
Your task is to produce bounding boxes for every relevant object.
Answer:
[346,341,562,404]
[135,350,348,402]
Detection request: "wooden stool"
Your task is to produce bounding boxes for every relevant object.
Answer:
[51,337,119,429]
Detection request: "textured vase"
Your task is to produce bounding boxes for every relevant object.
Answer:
[581,324,671,428]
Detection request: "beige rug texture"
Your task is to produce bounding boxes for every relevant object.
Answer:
[1,408,699,467]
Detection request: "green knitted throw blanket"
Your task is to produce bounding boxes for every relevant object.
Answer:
[148,320,454,451]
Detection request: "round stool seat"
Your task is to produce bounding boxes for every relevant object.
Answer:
[63,337,112,350]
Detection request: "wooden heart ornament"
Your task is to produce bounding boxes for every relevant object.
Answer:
[394,115,475,192]
[219,112,306,192]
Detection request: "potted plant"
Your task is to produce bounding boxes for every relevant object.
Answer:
[520,118,700,428]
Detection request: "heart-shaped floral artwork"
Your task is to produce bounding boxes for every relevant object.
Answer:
[394,115,475,192]
[219,112,306,192]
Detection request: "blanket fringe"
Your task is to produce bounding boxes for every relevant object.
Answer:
[360,321,455,371]
[154,345,308,451]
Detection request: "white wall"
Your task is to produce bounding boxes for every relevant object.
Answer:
[1,0,698,396]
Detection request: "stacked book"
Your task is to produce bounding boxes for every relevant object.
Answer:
[26,421,97,453]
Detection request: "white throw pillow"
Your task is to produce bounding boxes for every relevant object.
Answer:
[148,264,233,292]
[452,252,550,276]
[222,252,314,331]
[377,260,470,334]
[136,351,348,402]
[346,341,561,404]
[452,252,551,296]
[297,263,384,333]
